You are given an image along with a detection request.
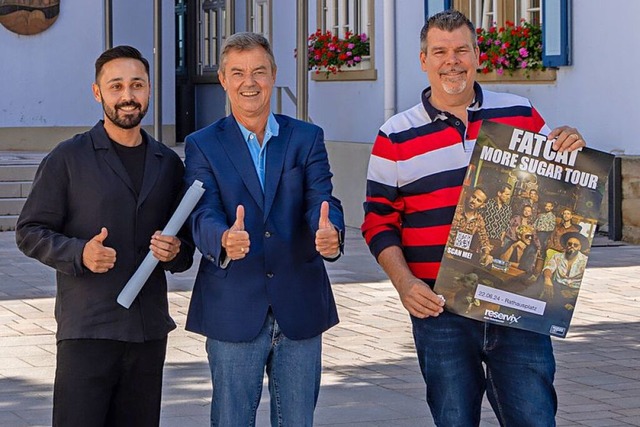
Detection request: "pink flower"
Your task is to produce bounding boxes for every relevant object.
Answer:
[496,68,504,75]
[354,56,361,62]
[519,47,529,57]
[347,43,355,49]
[520,61,528,68]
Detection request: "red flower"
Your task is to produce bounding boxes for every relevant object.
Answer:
[475,20,543,76]
[304,29,370,75]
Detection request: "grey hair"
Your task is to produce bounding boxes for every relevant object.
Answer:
[420,9,477,53]
[219,32,277,74]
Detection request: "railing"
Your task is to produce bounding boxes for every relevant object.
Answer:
[274,86,313,123]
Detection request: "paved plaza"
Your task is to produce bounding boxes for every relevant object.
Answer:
[1,226,639,426]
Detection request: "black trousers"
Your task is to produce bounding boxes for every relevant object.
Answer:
[53,338,168,427]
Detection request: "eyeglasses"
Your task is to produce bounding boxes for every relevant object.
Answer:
[566,241,581,248]
[523,234,533,239]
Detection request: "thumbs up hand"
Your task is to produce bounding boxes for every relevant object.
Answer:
[315,201,340,258]
[82,227,117,273]
[222,205,250,260]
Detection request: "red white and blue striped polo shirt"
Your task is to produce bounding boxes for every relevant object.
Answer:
[362,83,550,286]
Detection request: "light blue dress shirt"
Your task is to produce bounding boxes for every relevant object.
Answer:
[236,113,280,191]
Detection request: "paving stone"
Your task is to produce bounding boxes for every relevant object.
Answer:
[1,228,639,426]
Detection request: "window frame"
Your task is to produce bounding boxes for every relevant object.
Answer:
[175,0,188,76]
[247,0,272,43]
[197,0,226,77]
[451,0,540,30]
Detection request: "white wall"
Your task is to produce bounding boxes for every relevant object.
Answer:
[0,0,176,137]
[271,0,393,144]
[307,4,385,143]
[395,0,431,113]
[0,0,103,128]
[112,0,176,128]
[275,0,463,144]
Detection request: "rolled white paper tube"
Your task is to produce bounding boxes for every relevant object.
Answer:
[117,180,205,309]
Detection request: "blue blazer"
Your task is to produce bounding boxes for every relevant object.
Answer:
[184,114,344,342]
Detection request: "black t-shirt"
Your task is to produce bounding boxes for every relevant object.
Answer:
[110,138,147,196]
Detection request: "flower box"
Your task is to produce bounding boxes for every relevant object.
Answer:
[476,68,557,84]
[477,20,546,78]
[306,30,370,76]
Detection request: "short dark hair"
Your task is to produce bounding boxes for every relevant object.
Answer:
[472,186,488,199]
[496,183,512,195]
[420,9,476,53]
[219,32,277,74]
[95,45,150,82]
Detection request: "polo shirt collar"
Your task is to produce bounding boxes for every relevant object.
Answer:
[421,81,484,121]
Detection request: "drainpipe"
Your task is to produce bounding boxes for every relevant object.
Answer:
[383,0,396,121]
[296,0,309,122]
[153,0,162,141]
[104,0,112,50]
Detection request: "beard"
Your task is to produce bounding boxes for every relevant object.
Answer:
[440,69,468,95]
[102,99,148,130]
[564,248,579,259]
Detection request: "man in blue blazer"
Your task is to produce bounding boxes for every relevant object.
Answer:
[184,32,345,426]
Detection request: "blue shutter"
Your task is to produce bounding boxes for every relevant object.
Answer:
[542,0,571,66]
[424,0,452,19]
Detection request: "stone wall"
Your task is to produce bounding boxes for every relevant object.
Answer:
[621,156,640,244]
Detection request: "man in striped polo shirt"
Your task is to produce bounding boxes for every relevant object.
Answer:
[362,9,586,426]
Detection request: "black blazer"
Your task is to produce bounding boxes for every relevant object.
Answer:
[16,122,194,342]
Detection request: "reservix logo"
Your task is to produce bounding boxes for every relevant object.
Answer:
[484,309,521,324]
[549,325,566,336]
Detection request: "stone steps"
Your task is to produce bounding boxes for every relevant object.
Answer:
[0,153,44,231]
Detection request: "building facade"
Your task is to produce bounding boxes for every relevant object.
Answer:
[1,0,638,238]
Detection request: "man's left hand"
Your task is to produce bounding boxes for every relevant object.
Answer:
[315,201,340,257]
[548,126,586,152]
[150,231,181,262]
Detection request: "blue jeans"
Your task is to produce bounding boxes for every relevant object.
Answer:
[205,311,321,427]
[412,311,556,426]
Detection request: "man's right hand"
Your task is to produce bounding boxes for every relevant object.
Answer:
[377,246,444,319]
[396,276,445,318]
[221,205,251,261]
[82,227,117,273]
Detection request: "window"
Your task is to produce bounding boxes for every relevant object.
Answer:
[320,0,371,37]
[175,0,187,76]
[248,0,271,42]
[452,0,540,30]
[197,0,226,76]
[314,0,376,80]
[425,0,570,67]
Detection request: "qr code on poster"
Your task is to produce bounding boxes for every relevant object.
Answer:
[454,231,472,250]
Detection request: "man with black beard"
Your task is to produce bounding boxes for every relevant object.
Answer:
[541,232,589,307]
[16,46,194,427]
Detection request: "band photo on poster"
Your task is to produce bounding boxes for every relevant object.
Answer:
[434,121,614,337]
